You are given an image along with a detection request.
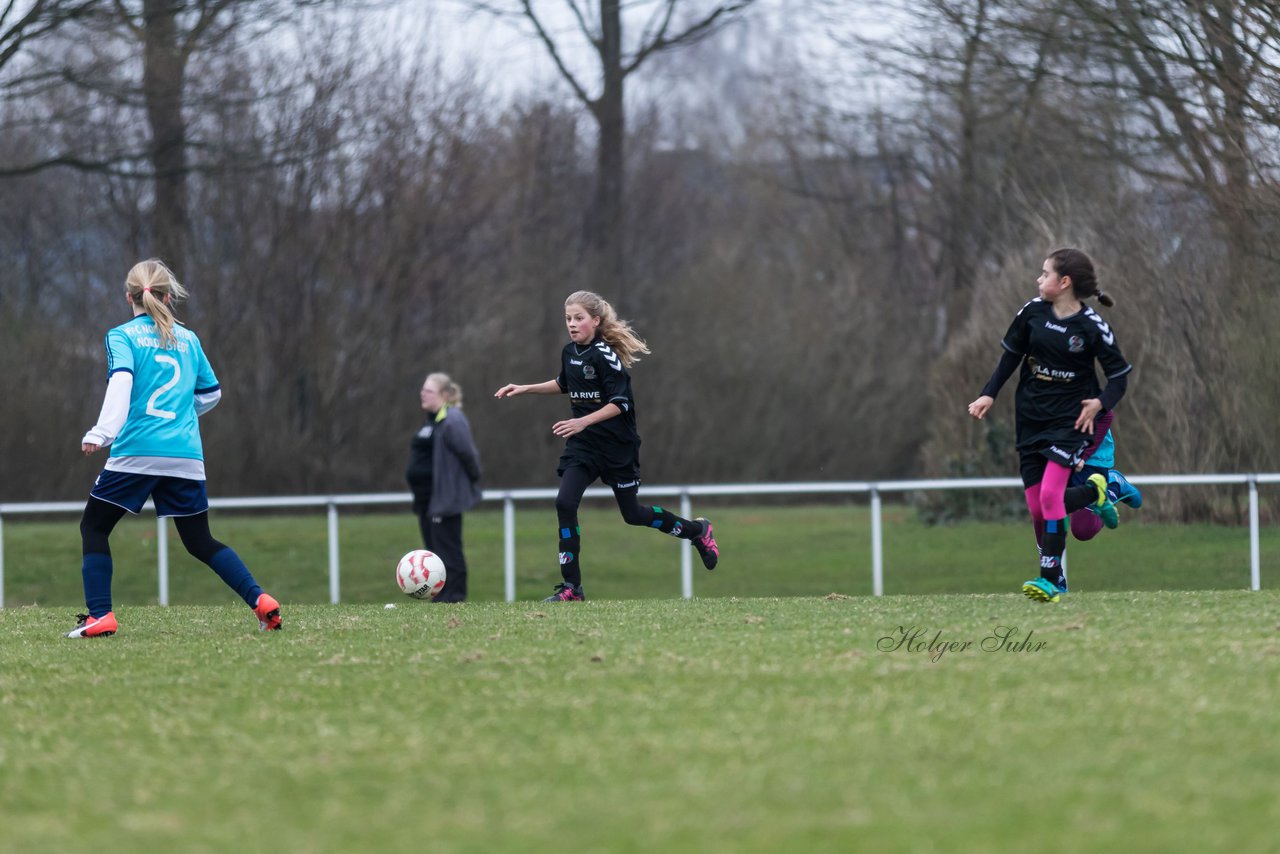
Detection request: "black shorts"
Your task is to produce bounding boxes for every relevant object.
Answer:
[1016,420,1093,488]
[1069,464,1108,490]
[557,447,641,489]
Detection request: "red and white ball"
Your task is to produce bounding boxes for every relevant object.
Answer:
[396,550,447,599]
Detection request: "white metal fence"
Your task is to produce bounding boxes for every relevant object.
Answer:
[1,473,1276,607]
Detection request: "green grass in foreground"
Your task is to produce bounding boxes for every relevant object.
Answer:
[3,504,1278,607]
[2,592,1279,853]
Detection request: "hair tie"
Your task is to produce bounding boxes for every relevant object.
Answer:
[143,287,152,293]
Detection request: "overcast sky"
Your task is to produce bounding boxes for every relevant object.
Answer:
[365,1,875,102]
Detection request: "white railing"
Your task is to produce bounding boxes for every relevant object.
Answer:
[1,474,1276,606]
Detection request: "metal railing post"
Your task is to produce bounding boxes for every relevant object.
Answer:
[157,516,170,606]
[327,502,340,604]
[1249,476,1261,591]
[1,475,1271,606]
[680,491,693,599]
[503,496,516,602]
[871,488,884,597]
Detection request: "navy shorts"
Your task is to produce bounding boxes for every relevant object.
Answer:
[91,470,209,517]
[1069,464,1108,490]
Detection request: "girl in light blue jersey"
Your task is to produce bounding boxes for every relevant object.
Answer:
[68,259,281,637]
[1027,411,1144,591]
[1027,410,1143,544]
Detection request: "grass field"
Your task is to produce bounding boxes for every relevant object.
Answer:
[2,503,1277,607]
[3,592,1279,852]
[3,504,1279,851]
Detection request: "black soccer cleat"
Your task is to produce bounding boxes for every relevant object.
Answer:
[543,582,585,602]
[692,517,718,570]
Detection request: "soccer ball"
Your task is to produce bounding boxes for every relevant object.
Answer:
[396,550,447,599]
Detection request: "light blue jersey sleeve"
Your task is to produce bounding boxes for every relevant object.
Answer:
[193,336,219,395]
[107,317,216,462]
[105,328,136,377]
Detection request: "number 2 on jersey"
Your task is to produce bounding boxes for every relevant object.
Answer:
[146,354,181,420]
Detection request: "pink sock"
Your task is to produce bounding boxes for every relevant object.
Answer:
[1038,463,1071,520]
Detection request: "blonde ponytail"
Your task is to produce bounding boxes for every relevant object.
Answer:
[125,259,188,349]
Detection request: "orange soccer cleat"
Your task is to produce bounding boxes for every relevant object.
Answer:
[66,611,118,638]
[253,593,282,631]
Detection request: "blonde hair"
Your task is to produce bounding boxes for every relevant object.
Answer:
[125,259,188,349]
[424,372,463,407]
[565,290,650,367]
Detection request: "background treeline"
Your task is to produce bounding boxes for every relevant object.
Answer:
[1,1,1277,522]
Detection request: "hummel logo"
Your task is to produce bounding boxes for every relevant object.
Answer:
[1087,309,1115,345]
[596,343,623,371]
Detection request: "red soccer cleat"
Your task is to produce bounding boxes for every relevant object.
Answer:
[66,611,118,638]
[253,593,282,631]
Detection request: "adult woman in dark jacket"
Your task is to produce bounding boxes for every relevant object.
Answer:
[406,373,483,602]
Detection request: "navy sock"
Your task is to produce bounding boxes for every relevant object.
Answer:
[207,547,263,607]
[82,552,113,617]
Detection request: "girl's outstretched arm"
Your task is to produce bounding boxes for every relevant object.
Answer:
[553,403,621,438]
[495,379,562,398]
[969,348,1021,420]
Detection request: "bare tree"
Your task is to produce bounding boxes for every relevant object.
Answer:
[1050,0,1280,470]
[1050,1,1277,240]
[1,1,351,276]
[464,0,758,281]
[113,0,361,275]
[0,0,96,73]
[813,0,1084,353]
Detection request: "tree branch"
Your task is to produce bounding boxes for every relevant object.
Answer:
[623,1,756,77]
[517,0,594,107]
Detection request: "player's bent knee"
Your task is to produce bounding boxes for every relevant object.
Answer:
[176,528,226,563]
[619,507,650,527]
[554,497,581,517]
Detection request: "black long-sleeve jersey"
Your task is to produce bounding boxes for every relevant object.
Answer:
[555,336,639,462]
[999,298,1132,423]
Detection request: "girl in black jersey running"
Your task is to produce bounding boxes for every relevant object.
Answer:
[968,248,1132,602]
[495,290,719,601]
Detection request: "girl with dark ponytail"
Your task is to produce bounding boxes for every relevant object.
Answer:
[967,248,1133,603]
[1048,247,1115,307]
